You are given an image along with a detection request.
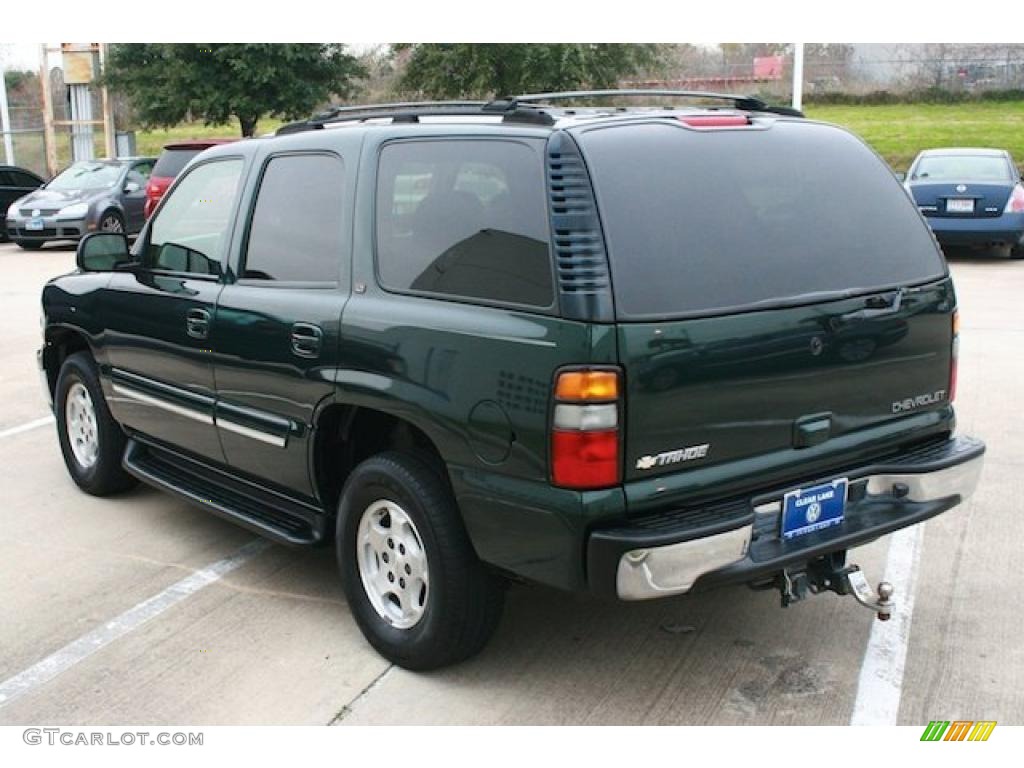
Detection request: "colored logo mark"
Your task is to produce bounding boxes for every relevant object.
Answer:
[920,720,996,742]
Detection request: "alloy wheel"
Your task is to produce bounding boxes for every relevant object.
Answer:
[356,499,430,629]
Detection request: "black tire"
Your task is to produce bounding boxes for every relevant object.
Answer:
[98,210,125,234]
[1010,244,1024,260]
[14,240,44,250]
[336,451,505,671]
[55,352,137,496]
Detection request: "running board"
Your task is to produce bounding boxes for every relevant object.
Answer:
[123,438,324,545]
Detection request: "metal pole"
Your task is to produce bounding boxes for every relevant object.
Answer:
[792,42,805,112]
[0,60,14,164]
[39,45,58,177]
[99,43,115,158]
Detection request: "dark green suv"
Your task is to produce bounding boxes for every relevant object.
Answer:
[39,92,985,670]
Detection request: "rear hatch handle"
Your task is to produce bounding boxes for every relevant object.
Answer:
[838,287,904,323]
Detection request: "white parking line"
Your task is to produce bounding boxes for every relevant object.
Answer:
[0,539,271,709]
[0,415,54,440]
[849,524,924,725]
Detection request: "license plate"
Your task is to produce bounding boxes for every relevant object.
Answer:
[946,198,974,213]
[781,478,848,540]
[26,217,44,231]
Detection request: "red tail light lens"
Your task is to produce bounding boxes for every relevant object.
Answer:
[551,368,622,490]
[1005,185,1024,213]
[551,430,620,488]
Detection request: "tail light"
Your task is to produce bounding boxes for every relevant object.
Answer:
[1005,185,1024,214]
[950,310,959,402]
[551,368,621,489]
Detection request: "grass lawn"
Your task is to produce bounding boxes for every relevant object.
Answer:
[133,120,284,157]
[12,102,1023,178]
[806,101,1024,173]
[133,102,1024,175]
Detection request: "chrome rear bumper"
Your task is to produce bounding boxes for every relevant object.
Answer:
[611,436,984,600]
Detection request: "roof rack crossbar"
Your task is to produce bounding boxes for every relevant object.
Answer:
[511,89,770,110]
[503,89,804,117]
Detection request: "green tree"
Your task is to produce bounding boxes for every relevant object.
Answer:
[104,44,365,137]
[396,44,660,99]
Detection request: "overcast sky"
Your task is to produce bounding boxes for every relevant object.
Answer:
[0,43,42,71]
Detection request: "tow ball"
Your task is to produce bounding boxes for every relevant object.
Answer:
[775,555,895,621]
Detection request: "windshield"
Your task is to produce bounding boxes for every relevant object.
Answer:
[580,120,946,320]
[912,154,1010,182]
[47,162,123,191]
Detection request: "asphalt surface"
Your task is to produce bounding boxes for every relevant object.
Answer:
[0,239,1019,725]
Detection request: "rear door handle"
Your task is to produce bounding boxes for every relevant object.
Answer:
[290,322,323,359]
[186,308,211,339]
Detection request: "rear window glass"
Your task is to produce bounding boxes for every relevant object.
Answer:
[376,139,553,309]
[580,121,946,319]
[911,154,1010,182]
[153,148,203,178]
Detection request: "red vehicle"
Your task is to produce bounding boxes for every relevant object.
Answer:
[144,139,235,218]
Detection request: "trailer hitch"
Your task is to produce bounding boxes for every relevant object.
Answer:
[775,555,895,621]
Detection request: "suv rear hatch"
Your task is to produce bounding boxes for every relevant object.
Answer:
[575,118,954,499]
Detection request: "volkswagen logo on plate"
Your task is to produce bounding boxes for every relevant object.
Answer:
[805,501,822,524]
[956,184,967,193]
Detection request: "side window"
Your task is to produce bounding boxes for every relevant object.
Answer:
[147,159,243,275]
[130,162,154,184]
[242,153,345,283]
[11,172,42,188]
[376,140,553,309]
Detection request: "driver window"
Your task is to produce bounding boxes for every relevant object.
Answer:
[147,159,243,275]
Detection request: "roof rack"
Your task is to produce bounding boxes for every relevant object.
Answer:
[276,100,554,135]
[274,90,803,136]
[498,89,804,117]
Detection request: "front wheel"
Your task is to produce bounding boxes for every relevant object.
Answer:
[14,240,44,250]
[55,352,137,496]
[336,452,505,670]
[1010,244,1024,260]
[98,210,125,233]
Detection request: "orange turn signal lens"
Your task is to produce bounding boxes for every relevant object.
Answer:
[952,310,960,336]
[555,370,619,401]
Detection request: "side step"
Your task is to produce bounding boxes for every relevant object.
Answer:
[123,438,324,545]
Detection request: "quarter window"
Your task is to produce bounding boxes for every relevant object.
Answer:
[147,159,243,275]
[242,153,346,283]
[376,140,553,308]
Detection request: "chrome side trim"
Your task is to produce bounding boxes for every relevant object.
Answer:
[616,526,752,601]
[217,417,287,448]
[111,383,214,425]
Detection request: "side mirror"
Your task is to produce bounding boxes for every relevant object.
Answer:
[895,172,906,182]
[124,180,141,194]
[77,232,131,272]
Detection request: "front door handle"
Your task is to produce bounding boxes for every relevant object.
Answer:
[290,322,323,359]
[186,308,211,340]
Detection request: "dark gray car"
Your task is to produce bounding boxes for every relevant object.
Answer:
[4,157,155,250]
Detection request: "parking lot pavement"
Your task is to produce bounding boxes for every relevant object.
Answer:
[0,240,1020,725]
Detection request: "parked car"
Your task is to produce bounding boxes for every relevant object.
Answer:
[145,140,235,218]
[903,147,1024,258]
[5,157,156,250]
[40,93,984,670]
[0,164,45,241]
